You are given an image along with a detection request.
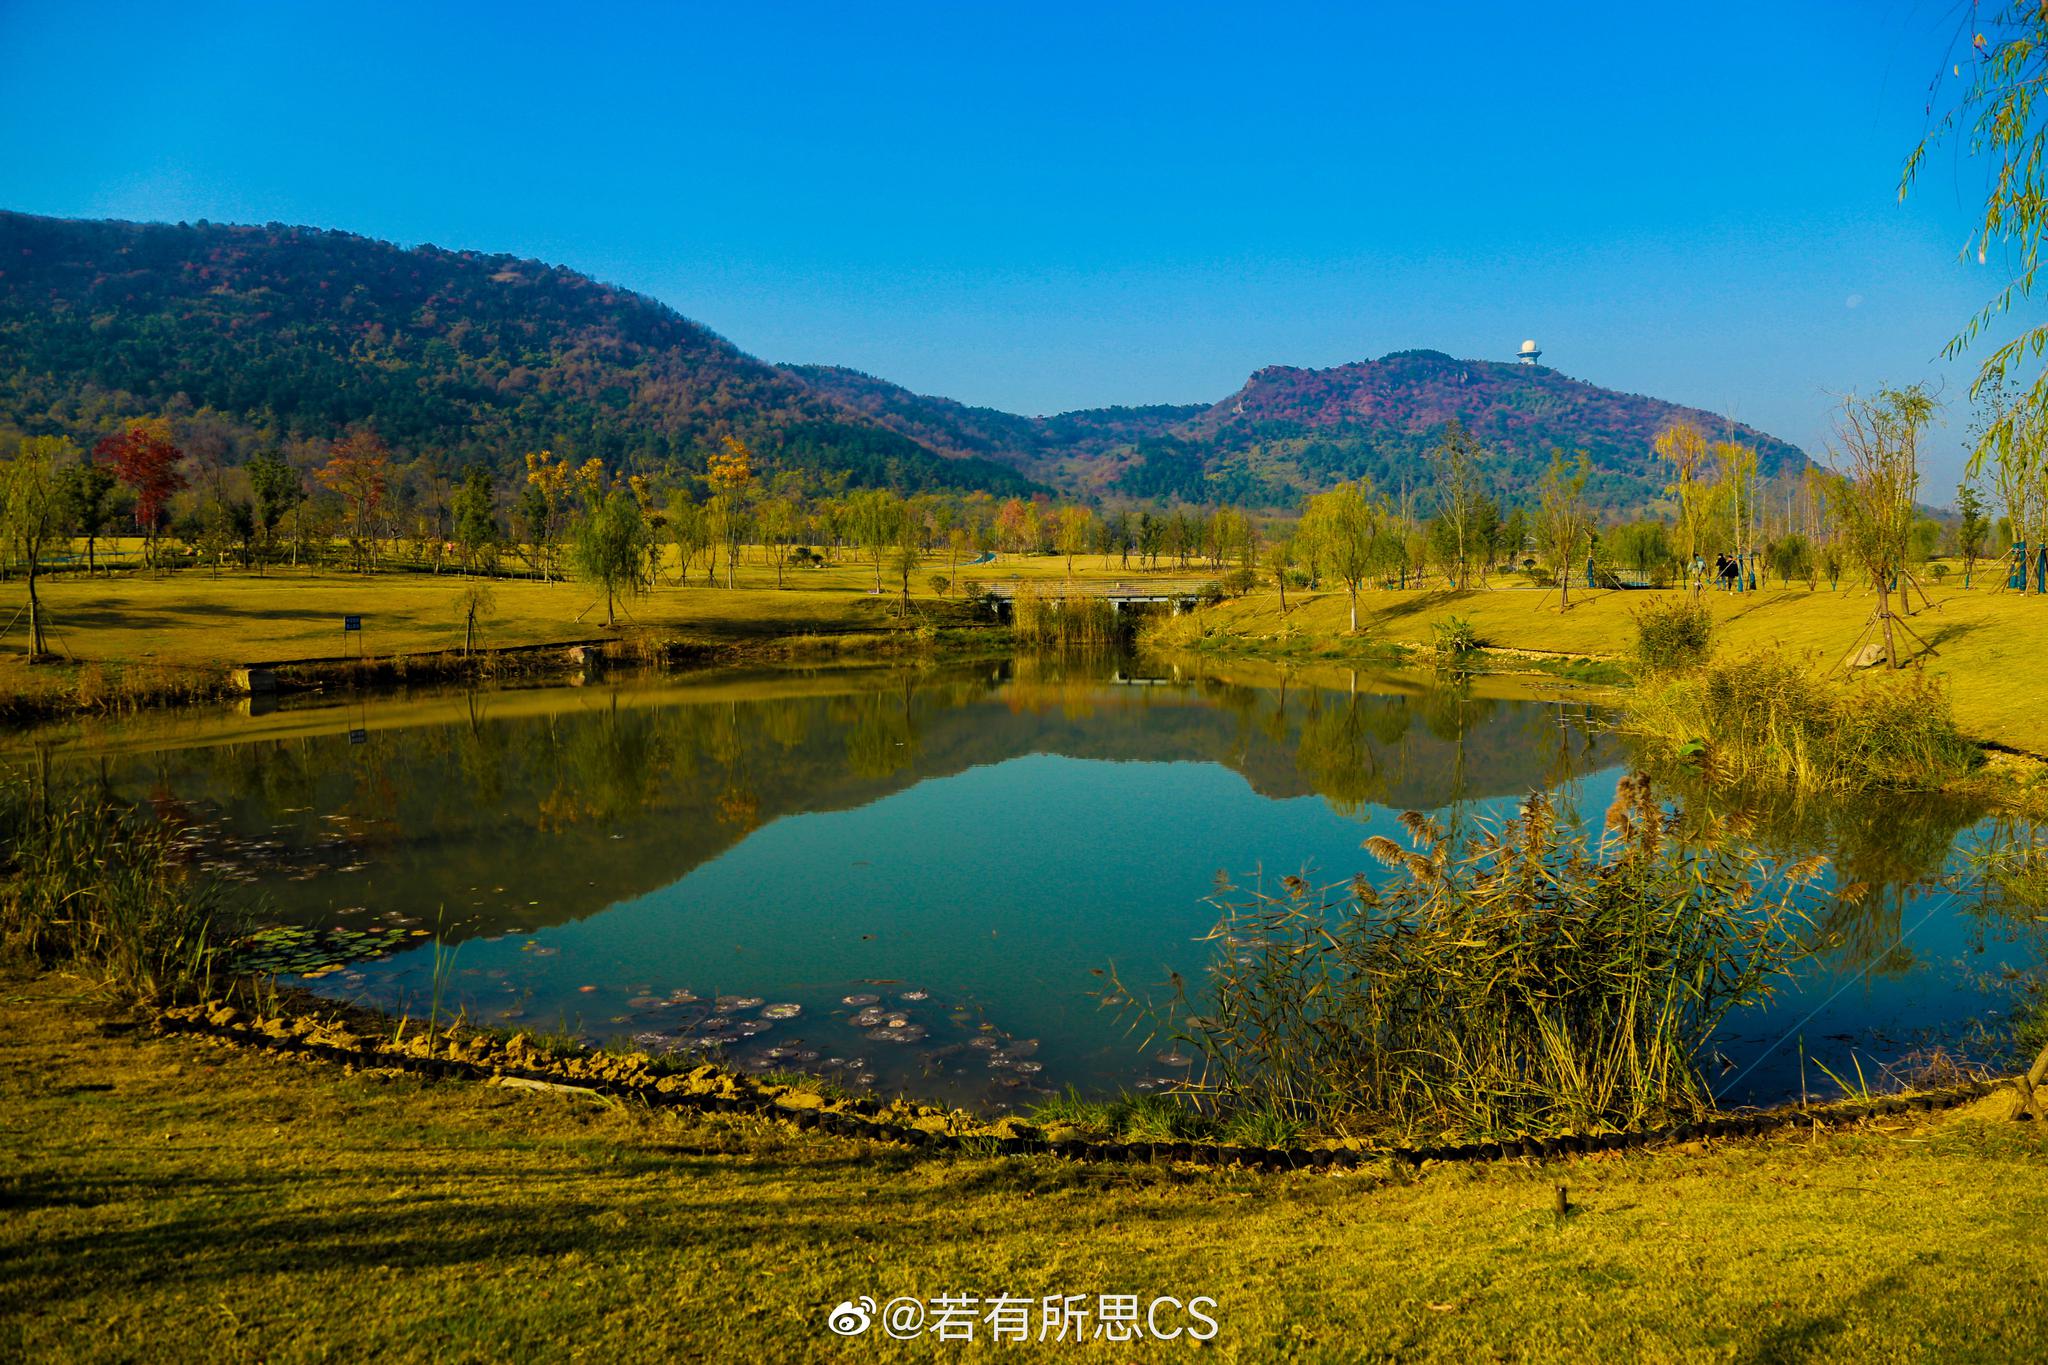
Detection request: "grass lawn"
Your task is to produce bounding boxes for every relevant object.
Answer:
[1174,578,2048,755]
[0,549,1199,667]
[3,972,2044,1362]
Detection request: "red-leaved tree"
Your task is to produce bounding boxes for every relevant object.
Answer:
[317,431,392,572]
[95,425,187,569]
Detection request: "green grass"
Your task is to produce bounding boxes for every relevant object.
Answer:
[4,972,2046,1361]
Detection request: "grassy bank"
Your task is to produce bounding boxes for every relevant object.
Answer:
[1154,580,2048,755]
[0,553,1208,720]
[4,972,2045,1361]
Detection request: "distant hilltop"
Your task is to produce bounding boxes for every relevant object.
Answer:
[0,211,1808,513]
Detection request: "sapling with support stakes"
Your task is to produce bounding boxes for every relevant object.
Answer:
[1827,386,1941,670]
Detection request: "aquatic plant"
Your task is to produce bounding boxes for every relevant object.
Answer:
[1129,777,1821,1139]
[1625,648,1976,792]
[1009,585,1123,648]
[0,777,234,1000]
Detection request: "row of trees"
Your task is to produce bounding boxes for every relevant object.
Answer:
[0,395,2008,661]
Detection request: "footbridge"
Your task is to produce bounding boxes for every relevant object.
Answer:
[980,579,1213,617]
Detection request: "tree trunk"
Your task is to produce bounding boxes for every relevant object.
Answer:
[25,561,47,659]
[1347,583,1358,634]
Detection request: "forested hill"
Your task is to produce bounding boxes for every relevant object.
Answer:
[0,211,1040,495]
[1155,350,1814,513]
[783,363,1203,474]
[0,211,1811,513]
[785,352,1813,516]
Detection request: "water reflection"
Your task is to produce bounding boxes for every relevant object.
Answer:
[12,654,2038,1109]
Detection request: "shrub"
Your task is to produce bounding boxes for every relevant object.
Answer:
[1630,596,1714,675]
[1429,615,1483,658]
[1220,567,1257,597]
[1626,648,1978,791]
[927,574,951,596]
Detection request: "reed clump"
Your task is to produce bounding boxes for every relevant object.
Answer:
[1134,777,1818,1139]
[1627,648,1976,792]
[1629,595,1714,675]
[1011,586,1123,648]
[0,782,231,1000]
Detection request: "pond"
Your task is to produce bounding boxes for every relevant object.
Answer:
[15,654,2042,1113]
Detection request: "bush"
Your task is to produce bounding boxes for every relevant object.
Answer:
[1430,615,1483,658]
[1626,649,1978,792]
[1196,581,1225,607]
[1630,596,1714,675]
[927,574,951,596]
[1220,567,1257,597]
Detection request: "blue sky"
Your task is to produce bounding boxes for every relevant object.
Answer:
[0,1,2011,491]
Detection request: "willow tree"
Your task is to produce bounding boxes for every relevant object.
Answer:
[1055,504,1093,579]
[1424,420,1487,590]
[1263,534,1297,613]
[847,488,900,591]
[1654,419,1716,592]
[1713,439,1759,590]
[1830,386,1937,668]
[1301,479,1385,634]
[1904,12,2048,491]
[3,436,72,660]
[1536,450,1592,611]
[570,488,653,627]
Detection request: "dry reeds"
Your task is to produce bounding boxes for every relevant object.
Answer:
[1,781,231,1000]
[1129,778,1818,1139]
[1626,649,1976,792]
[1010,586,1123,649]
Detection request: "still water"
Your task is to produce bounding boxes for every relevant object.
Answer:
[21,655,2042,1112]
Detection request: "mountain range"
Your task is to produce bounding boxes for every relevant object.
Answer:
[0,211,1809,513]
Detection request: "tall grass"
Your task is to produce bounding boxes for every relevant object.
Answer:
[1629,596,1714,675]
[1627,649,1977,792]
[1010,586,1124,648]
[0,779,231,1000]
[1130,778,1818,1139]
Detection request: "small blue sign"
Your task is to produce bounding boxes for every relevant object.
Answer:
[348,728,367,745]
[343,615,362,632]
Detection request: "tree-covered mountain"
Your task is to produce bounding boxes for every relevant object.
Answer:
[1164,350,1812,513]
[0,211,1812,514]
[791,351,1814,515]
[0,211,1040,495]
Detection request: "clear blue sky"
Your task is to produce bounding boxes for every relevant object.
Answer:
[0,1,2009,492]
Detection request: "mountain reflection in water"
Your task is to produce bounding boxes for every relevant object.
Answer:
[21,654,2040,1111]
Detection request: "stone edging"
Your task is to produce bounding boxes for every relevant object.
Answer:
[150,1010,2005,1171]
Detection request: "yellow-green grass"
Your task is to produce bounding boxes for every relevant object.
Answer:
[3,971,2044,1362]
[1170,578,2048,755]
[0,548,1199,666]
